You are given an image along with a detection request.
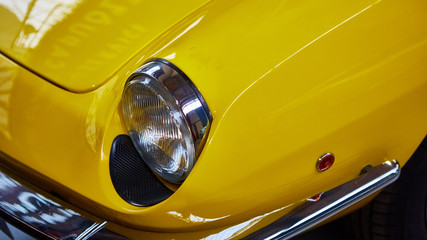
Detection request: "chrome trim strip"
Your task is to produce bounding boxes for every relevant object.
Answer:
[129,59,212,157]
[75,221,107,240]
[0,169,127,239]
[242,160,400,240]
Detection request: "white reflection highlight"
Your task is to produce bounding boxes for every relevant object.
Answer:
[274,1,380,69]
[222,1,380,120]
[0,171,81,227]
[182,99,202,115]
[18,192,42,212]
[0,174,19,190]
[0,57,17,140]
[222,78,258,118]
[0,0,31,21]
[202,206,290,240]
[8,0,82,49]
[163,52,176,60]
[0,191,79,224]
[85,88,102,152]
[0,202,29,214]
[39,212,68,224]
[152,16,204,57]
[167,211,229,223]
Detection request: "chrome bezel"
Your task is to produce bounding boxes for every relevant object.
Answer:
[316,152,335,172]
[127,59,212,159]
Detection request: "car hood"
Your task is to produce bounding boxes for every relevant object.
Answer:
[0,0,208,92]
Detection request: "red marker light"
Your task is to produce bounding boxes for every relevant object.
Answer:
[317,153,335,172]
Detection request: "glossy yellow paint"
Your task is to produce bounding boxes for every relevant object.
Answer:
[0,0,209,92]
[0,0,427,239]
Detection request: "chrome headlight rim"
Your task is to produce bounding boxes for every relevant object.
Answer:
[122,59,212,184]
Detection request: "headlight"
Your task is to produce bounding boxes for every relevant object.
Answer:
[122,59,211,184]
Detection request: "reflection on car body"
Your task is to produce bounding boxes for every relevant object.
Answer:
[0,0,426,239]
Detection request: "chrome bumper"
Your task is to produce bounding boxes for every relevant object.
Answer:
[0,159,400,240]
[243,160,400,240]
[0,168,127,240]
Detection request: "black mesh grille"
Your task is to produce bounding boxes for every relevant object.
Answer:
[109,135,173,206]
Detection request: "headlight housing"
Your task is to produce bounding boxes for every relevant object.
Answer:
[122,59,211,184]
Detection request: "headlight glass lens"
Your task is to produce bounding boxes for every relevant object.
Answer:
[122,76,195,184]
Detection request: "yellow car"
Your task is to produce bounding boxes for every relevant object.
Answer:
[0,0,426,239]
